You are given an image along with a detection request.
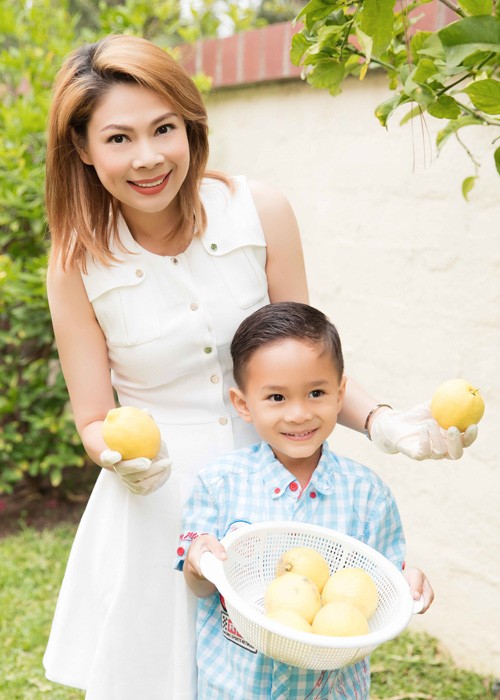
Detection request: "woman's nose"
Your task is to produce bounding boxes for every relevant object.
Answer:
[132,142,165,170]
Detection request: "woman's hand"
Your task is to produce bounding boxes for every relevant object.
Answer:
[100,440,171,495]
[370,402,478,460]
[402,565,434,614]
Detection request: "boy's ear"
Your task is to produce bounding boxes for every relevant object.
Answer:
[229,387,253,423]
[71,128,93,165]
[337,375,347,414]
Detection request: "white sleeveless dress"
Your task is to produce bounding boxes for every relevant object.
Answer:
[43,176,269,699]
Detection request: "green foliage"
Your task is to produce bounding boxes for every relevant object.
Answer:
[292,0,500,195]
[0,0,263,495]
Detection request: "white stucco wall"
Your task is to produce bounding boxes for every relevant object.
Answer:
[205,74,500,676]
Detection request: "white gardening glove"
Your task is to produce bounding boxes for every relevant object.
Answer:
[100,439,172,495]
[370,402,478,461]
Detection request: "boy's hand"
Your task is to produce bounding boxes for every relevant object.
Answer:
[184,534,227,597]
[402,566,434,613]
[370,402,478,460]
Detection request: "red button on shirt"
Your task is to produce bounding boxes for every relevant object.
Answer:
[177,547,185,556]
[309,492,317,499]
[289,482,298,492]
[274,487,280,494]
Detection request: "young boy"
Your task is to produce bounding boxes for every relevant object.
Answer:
[175,302,433,699]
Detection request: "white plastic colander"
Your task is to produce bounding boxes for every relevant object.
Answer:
[200,521,423,670]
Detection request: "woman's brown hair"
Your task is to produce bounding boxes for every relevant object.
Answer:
[46,34,227,270]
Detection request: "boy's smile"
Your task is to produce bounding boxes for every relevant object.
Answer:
[230,338,346,481]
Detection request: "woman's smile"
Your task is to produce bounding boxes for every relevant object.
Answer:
[127,171,171,195]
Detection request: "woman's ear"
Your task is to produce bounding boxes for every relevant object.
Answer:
[71,128,93,165]
[229,387,253,423]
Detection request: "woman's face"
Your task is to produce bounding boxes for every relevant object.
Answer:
[79,83,190,221]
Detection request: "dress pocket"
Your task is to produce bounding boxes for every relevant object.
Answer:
[202,236,268,309]
[85,266,161,347]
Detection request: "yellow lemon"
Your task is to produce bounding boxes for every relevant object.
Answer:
[264,572,321,624]
[275,547,330,593]
[430,378,485,432]
[102,406,161,460]
[322,567,378,619]
[265,607,312,633]
[312,601,369,636]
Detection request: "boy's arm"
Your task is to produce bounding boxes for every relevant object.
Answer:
[367,487,434,614]
[184,534,227,598]
[175,473,226,598]
[402,566,434,613]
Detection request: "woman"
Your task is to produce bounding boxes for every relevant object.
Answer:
[43,35,476,699]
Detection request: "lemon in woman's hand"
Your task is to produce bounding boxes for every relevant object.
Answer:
[102,406,161,460]
[430,378,485,432]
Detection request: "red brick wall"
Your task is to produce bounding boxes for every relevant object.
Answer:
[178,7,456,89]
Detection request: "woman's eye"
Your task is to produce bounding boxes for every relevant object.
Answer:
[268,394,285,402]
[157,123,173,135]
[108,134,128,144]
[309,389,324,398]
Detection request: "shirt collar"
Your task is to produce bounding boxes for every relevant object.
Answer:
[257,441,336,499]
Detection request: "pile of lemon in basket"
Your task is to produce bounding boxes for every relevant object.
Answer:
[264,547,378,636]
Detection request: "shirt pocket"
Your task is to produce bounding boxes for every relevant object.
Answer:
[202,235,268,309]
[84,265,161,347]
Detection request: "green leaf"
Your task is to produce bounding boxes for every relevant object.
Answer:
[463,78,500,114]
[436,115,483,150]
[359,0,396,55]
[428,94,462,119]
[438,16,500,66]
[296,0,337,29]
[494,146,500,174]
[375,93,409,126]
[410,31,433,63]
[355,26,374,79]
[462,175,477,199]
[291,32,313,65]
[412,57,438,84]
[457,0,493,16]
[307,59,345,89]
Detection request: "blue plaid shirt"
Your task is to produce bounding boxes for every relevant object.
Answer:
[175,441,405,699]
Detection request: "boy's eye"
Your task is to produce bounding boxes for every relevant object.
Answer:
[309,389,325,398]
[268,394,285,402]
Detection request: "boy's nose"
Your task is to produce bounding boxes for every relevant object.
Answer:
[285,401,313,423]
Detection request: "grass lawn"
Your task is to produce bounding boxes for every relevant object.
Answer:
[0,523,494,699]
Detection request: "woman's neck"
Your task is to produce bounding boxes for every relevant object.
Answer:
[121,204,191,256]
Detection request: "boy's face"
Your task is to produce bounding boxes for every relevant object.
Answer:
[230,338,346,472]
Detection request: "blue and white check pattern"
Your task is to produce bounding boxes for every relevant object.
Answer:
[175,441,405,699]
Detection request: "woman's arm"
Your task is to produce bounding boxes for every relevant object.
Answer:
[249,180,386,434]
[46,256,116,466]
[249,179,309,304]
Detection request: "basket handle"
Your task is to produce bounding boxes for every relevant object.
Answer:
[200,551,227,591]
[412,595,425,614]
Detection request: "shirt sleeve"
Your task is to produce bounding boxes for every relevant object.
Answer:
[173,472,221,571]
[364,485,405,570]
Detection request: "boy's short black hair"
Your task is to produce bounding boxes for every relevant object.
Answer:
[230,302,344,389]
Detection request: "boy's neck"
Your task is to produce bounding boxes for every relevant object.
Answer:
[270,445,323,490]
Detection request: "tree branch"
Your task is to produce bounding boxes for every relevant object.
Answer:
[436,0,466,17]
